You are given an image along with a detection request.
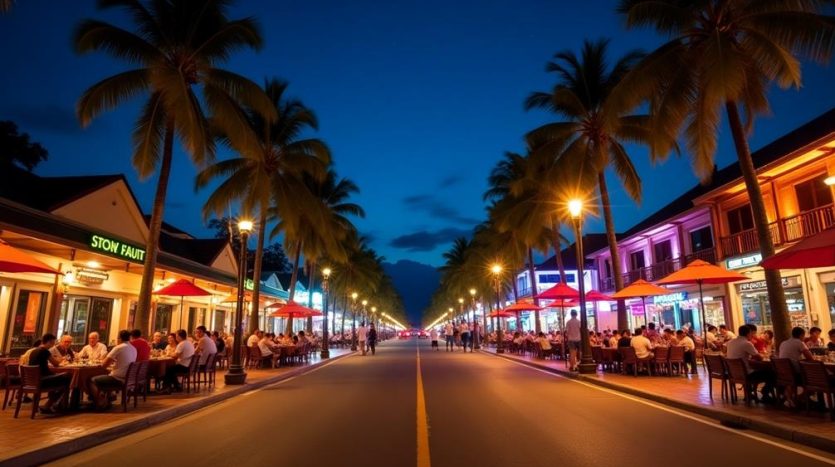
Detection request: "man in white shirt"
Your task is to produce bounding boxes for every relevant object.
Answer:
[357,322,368,356]
[778,327,815,369]
[719,324,736,342]
[675,330,697,374]
[78,332,108,361]
[444,322,454,352]
[50,335,75,361]
[726,325,774,402]
[194,325,217,366]
[162,329,194,393]
[565,310,582,371]
[247,330,262,348]
[631,328,654,359]
[706,325,719,350]
[91,330,137,407]
[460,321,470,352]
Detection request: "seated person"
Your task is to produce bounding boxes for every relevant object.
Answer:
[91,330,137,408]
[194,325,217,368]
[805,326,825,350]
[212,331,226,355]
[129,329,151,361]
[727,325,774,402]
[50,335,75,361]
[28,334,72,414]
[161,330,194,393]
[19,339,42,365]
[617,330,632,348]
[78,332,108,361]
[534,332,552,354]
[778,327,815,369]
[631,328,653,359]
[151,332,167,351]
[675,330,697,374]
[705,325,719,351]
[247,330,262,347]
[827,329,835,352]
[164,333,178,357]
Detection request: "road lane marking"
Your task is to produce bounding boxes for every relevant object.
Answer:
[416,343,431,467]
[499,356,835,465]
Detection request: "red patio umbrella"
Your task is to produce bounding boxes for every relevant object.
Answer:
[536,283,580,332]
[267,301,322,332]
[657,259,747,345]
[761,226,835,269]
[153,279,213,330]
[584,290,614,332]
[0,241,61,274]
[487,309,516,318]
[502,302,543,332]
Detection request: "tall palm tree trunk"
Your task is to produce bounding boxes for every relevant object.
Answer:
[340,292,347,340]
[248,207,267,334]
[599,171,628,331]
[286,242,303,335]
[726,102,790,345]
[527,248,541,333]
[136,121,175,335]
[552,218,566,281]
[306,261,317,333]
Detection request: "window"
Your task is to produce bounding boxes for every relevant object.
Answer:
[603,259,612,278]
[154,304,173,334]
[539,274,560,283]
[88,298,113,345]
[654,240,673,262]
[563,273,577,284]
[9,290,47,356]
[689,226,714,251]
[795,174,833,212]
[630,250,645,270]
[727,205,754,234]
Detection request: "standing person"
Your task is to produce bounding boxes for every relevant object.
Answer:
[460,321,470,353]
[565,310,582,372]
[453,322,461,349]
[367,324,378,356]
[357,322,368,356]
[444,321,454,352]
[430,328,439,350]
[471,320,480,350]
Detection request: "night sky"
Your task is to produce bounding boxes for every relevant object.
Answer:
[1,0,833,272]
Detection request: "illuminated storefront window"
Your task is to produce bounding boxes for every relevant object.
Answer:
[738,276,807,330]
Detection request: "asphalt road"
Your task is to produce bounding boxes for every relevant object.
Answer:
[51,339,835,467]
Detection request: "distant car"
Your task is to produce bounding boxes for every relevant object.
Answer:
[398,330,411,339]
[417,330,428,339]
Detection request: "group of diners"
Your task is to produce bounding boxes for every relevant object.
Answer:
[245,329,314,367]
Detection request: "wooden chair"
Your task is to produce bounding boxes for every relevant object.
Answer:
[704,354,728,401]
[591,346,604,371]
[15,365,50,419]
[118,362,139,412]
[133,360,149,406]
[199,353,217,388]
[246,345,261,369]
[800,361,835,419]
[180,356,200,393]
[724,358,755,405]
[652,346,670,376]
[2,361,20,411]
[668,346,686,376]
[772,358,800,408]
[619,347,651,376]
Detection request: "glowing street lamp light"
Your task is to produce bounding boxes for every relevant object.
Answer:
[491,263,505,354]
[825,175,835,186]
[320,267,332,359]
[567,198,595,374]
[225,219,253,385]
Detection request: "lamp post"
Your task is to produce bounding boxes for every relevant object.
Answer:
[492,264,505,354]
[470,288,480,349]
[351,292,358,351]
[361,299,368,325]
[225,219,253,385]
[321,267,331,359]
[569,199,595,374]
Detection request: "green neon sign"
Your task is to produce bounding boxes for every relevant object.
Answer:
[245,278,254,290]
[89,234,146,262]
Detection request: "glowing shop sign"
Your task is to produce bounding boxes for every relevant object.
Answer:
[726,253,762,270]
[245,278,255,291]
[89,234,146,262]
[653,292,688,304]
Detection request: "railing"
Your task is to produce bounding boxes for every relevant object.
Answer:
[719,204,833,258]
[600,276,616,292]
[617,248,718,288]
[685,248,716,264]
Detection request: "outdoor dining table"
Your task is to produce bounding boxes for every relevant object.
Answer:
[53,363,108,409]
[148,357,175,380]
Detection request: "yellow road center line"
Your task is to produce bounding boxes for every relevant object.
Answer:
[416,343,431,467]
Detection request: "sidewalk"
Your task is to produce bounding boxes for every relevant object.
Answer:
[0,349,353,465]
[481,347,835,453]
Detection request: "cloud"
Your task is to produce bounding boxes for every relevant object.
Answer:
[4,104,84,134]
[402,194,481,225]
[438,175,464,188]
[389,228,471,252]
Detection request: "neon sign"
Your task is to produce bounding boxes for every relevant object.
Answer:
[89,234,146,262]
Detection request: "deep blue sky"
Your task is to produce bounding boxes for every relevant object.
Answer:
[1,0,833,269]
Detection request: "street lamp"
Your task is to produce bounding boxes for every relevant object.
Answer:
[491,263,505,354]
[470,287,481,349]
[321,267,332,359]
[351,292,358,351]
[361,299,368,324]
[225,219,253,385]
[568,199,595,374]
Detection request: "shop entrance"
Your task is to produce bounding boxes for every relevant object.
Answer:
[58,295,114,346]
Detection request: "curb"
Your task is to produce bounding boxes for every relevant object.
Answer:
[481,350,835,454]
[3,352,355,466]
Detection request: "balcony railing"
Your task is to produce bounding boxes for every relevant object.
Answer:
[719,204,834,258]
[598,248,717,292]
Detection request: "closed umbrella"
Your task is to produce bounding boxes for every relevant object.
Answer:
[153,279,213,330]
[0,241,60,274]
[761,226,835,269]
[657,259,747,345]
[610,279,670,328]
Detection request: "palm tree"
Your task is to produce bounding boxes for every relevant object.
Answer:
[0,0,14,13]
[616,0,835,344]
[525,38,668,332]
[75,0,275,334]
[196,78,329,333]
